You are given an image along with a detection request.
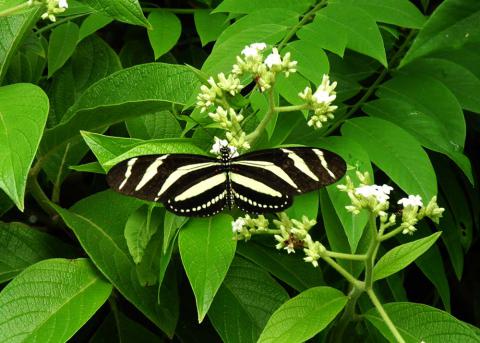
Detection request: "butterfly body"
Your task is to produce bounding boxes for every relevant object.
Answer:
[107,147,346,217]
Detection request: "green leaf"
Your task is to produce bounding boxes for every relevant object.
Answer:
[0,6,40,83]
[319,189,366,278]
[397,222,451,311]
[91,311,161,342]
[0,83,49,210]
[54,191,178,336]
[332,0,426,28]
[70,161,105,174]
[401,57,480,113]
[373,232,442,281]
[39,63,200,160]
[178,215,236,322]
[202,9,299,75]
[341,117,437,202]
[258,287,348,343]
[135,227,163,287]
[213,0,313,14]
[147,11,181,59]
[81,0,150,28]
[209,257,289,343]
[0,222,75,283]
[285,191,319,220]
[0,258,112,342]
[319,136,373,253]
[78,13,113,41]
[363,97,472,184]
[126,110,182,139]
[283,40,329,85]
[125,205,163,264]
[163,212,188,253]
[194,10,228,46]
[48,22,80,77]
[401,0,480,66]
[237,241,324,291]
[298,3,387,67]
[365,302,479,342]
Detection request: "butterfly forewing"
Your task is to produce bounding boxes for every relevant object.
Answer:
[107,154,228,216]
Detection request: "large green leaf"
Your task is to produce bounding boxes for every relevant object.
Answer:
[209,257,289,343]
[0,258,112,342]
[213,0,313,14]
[202,9,299,75]
[365,302,479,342]
[401,57,480,113]
[257,287,347,343]
[179,215,236,322]
[341,117,437,202]
[0,6,40,83]
[54,191,178,336]
[78,13,113,42]
[319,136,373,253]
[39,63,200,161]
[401,0,480,66]
[0,222,75,283]
[332,0,426,28]
[373,232,442,281]
[237,242,324,291]
[147,11,181,59]
[80,0,150,28]
[298,3,387,66]
[0,83,49,210]
[47,22,80,77]
[194,10,229,46]
[126,110,182,140]
[282,40,329,85]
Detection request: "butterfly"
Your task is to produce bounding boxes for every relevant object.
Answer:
[107,146,346,217]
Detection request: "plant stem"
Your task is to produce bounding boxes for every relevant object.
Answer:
[245,89,275,145]
[326,251,367,261]
[273,104,309,112]
[379,225,405,241]
[251,229,282,235]
[277,0,328,50]
[52,143,70,203]
[364,214,379,290]
[321,254,363,289]
[332,285,363,343]
[0,2,30,17]
[367,289,405,343]
[35,14,88,34]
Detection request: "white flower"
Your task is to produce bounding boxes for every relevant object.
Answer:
[58,0,68,8]
[264,48,282,69]
[398,195,423,208]
[232,218,246,233]
[216,72,243,96]
[314,74,337,104]
[355,184,392,203]
[241,42,266,58]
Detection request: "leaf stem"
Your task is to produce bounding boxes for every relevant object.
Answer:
[331,285,363,343]
[52,143,70,203]
[28,177,58,217]
[364,214,379,290]
[0,2,31,17]
[35,13,88,34]
[367,289,405,343]
[277,0,328,50]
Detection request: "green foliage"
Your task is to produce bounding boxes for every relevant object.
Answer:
[0,0,478,341]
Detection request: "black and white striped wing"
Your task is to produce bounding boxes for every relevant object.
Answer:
[230,147,346,213]
[107,154,227,216]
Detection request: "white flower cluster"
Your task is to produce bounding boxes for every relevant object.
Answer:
[28,0,68,22]
[299,74,338,129]
[232,44,297,91]
[338,171,445,235]
[208,106,250,151]
[231,214,269,241]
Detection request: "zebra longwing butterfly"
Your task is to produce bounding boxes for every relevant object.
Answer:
[107,147,346,217]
